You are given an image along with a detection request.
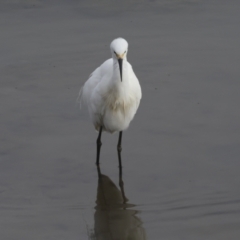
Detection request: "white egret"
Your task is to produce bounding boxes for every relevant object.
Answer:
[79,38,142,165]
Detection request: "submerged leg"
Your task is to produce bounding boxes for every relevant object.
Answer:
[117,131,123,168]
[96,127,103,166]
[96,164,102,180]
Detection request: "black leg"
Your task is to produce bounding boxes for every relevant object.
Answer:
[117,131,123,168]
[117,131,127,203]
[96,127,103,166]
[119,163,128,204]
[96,164,102,180]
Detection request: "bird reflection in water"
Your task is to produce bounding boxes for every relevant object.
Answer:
[89,166,147,240]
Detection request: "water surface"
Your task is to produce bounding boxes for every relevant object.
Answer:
[1,0,240,239]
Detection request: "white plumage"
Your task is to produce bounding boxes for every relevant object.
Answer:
[79,38,142,165]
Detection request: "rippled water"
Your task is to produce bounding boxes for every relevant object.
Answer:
[1,0,240,239]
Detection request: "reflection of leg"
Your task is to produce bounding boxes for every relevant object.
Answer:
[119,164,128,204]
[117,131,122,168]
[96,127,103,166]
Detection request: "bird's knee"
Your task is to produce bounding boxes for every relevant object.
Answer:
[97,139,102,147]
[117,145,122,152]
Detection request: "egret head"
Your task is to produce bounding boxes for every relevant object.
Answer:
[110,38,128,81]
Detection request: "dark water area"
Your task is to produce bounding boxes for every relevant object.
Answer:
[1,0,240,239]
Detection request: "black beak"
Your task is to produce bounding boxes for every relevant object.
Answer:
[118,58,123,81]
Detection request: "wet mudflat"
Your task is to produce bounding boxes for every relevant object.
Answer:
[1,0,240,239]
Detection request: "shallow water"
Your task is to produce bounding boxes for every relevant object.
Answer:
[1,0,240,239]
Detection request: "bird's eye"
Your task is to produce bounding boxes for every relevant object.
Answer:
[114,51,117,55]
